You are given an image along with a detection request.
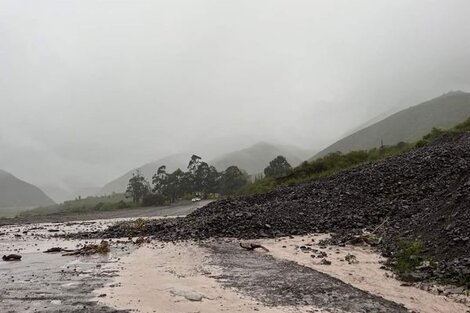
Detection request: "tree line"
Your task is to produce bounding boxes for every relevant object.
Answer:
[126,154,293,205]
[126,154,249,205]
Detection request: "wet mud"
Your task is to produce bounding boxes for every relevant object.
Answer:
[207,242,408,313]
[0,221,133,313]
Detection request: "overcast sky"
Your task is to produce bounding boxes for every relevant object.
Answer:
[1,0,470,194]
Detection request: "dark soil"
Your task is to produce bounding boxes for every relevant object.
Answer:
[82,132,470,285]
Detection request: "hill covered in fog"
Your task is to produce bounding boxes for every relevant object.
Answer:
[313,91,470,159]
[0,169,55,208]
[99,153,190,195]
[210,142,312,176]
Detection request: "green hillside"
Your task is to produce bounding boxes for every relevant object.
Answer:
[18,193,131,217]
[313,91,470,159]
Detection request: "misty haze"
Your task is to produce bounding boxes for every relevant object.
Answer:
[1,1,470,313]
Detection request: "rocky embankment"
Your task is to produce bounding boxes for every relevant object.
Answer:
[85,132,470,285]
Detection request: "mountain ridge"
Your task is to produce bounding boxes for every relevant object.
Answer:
[0,169,56,208]
[312,91,470,159]
[210,142,313,176]
[99,153,191,195]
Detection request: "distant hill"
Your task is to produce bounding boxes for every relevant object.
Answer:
[0,169,55,208]
[313,91,470,159]
[210,142,313,175]
[40,184,101,204]
[100,153,190,195]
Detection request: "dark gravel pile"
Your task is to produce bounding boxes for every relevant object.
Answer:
[95,132,470,283]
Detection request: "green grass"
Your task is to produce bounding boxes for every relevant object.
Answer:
[17,193,137,217]
[414,127,448,148]
[0,207,37,218]
[392,239,425,274]
[241,141,413,195]
[454,116,470,131]
[241,177,277,195]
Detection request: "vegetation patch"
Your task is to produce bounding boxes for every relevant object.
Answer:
[17,193,135,217]
[242,142,413,194]
[241,117,470,195]
[390,239,426,274]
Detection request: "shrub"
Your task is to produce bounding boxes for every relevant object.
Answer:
[94,202,105,210]
[393,239,424,274]
[142,193,166,206]
[415,127,447,148]
[454,117,470,132]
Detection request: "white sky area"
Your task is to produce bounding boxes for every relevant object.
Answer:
[1,0,470,194]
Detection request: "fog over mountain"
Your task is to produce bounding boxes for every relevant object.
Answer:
[210,142,313,176]
[1,1,470,201]
[100,153,190,196]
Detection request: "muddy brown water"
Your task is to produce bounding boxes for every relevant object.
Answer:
[0,221,134,313]
[0,201,210,313]
[0,248,128,313]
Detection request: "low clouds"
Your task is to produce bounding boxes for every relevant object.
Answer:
[1,0,470,195]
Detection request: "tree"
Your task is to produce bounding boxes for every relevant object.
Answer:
[206,165,221,195]
[195,163,221,198]
[219,166,248,195]
[187,154,202,175]
[264,155,292,178]
[180,171,194,196]
[151,166,187,203]
[181,154,202,194]
[165,168,185,203]
[152,165,168,195]
[186,155,219,197]
[194,161,210,193]
[126,170,150,203]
